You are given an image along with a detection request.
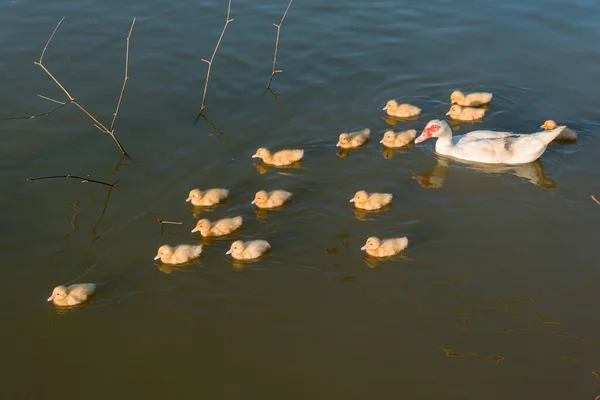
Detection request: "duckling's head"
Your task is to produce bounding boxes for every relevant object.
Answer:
[350,190,368,204]
[541,120,557,130]
[446,104,462,117]
[154,245,174,260]
[361,237,381,251]
[380,130,396,144]
[226,240,245,255]
[47,285,67,302]
[191,219,210,233]
[383,100,398,111]
[252,148,270,160]
[337,133,350,147]
[450,90,464,103]
[251,190,268,205]
[186,189,202,203]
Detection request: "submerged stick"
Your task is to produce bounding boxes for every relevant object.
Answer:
[34,17,136,156]
[592,195,600,206]
[267,0,293,89]
[0,100,71,121]
[199,0,233,115]
[27,175,117,187]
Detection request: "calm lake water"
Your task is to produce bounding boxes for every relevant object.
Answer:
[1,0,600,398]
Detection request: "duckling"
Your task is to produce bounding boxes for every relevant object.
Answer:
[226,240,271,260]
[336,128,371,149]
[191,216,243,237]
[251,190,292,209]
[361,236,408,257]
[47,283,96,306]
[380,129,417,148]
[252,148,304,166]
[154,244,203,264]
[383,100,421,118]
[186,188,229,206]
[541,120,577,140]
[450,90,493,107]
[446,104,486,121]
[350,190,393,210]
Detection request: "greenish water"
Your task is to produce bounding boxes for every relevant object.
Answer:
[1,0,600,398]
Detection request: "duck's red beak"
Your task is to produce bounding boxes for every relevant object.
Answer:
[414,128,433,144]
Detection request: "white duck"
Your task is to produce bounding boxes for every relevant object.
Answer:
[414,119,567,165]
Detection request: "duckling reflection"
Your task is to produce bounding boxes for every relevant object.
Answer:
[253,160,304,175]
[363,253,409,269]
[381,145,414,159]
[352,204,393,221]
[413,157,556,190]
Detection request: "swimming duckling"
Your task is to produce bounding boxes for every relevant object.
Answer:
[450,90,493,107]
[251,190,292,209]
[186,188,229,206]
[380,129,417,148]
[226,240,271,260]
[350,190,393,210]
[383,100,421,118]
[47,283,96,306]
[252,148,304,166]
[361,236,408,257]
[541,120,577,140]
[191,216,243,237]
[446,104,486,121]
[337,128,371,149]
[154,244,203,264]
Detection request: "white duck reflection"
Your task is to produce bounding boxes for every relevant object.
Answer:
[413,157,556,190]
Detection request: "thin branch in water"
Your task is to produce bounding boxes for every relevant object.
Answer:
[267,0,293,89]
[158,219,183,226]
[199,0,233,115]
[592,195,600,206]
[110,17,136,132]
[33,17,136,157]
[0,101,71,121]
[38,94,67,105]
[27,175,117,187]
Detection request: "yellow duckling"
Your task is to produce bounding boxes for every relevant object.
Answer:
[336,128,371,149]
[252,147,304,166]
[47,283,96,306]
[361,236,408,257]
[186,188,229,206]
[541,120,577,140]
[380,129,417,148]
[191,216,243,237]
[446,104,486,121]
[154,244,203,264]
[251,190,292,209]
[350,190,393,210]
[226,240,271,260]
[450,90,493,107]
[383,100,421,118]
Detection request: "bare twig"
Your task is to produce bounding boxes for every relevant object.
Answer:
[199,0,233,115]
[267,0,293,89]
[27,175,117,187]
[110,17,136,132]
[34,17,136,156]
[592,195,600,206]
[0,100,71,121]
[157,219,183,226]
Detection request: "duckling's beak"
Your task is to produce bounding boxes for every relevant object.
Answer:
[191,227,199,233]
[251,153,259,158]
[379,139,384,143]
[445,110,451,116]
[225,249,233,255]
[360,245,367,251]
[382,106,388,111]
[540,124,545,129]
[349,198,355,203]
[250,199,257,205]
[185,197,191,202]
[154,254,161,260]
[47,295,54,302]
[336,142,341,147]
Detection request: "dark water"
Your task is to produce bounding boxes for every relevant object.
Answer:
[1,0,600,398]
